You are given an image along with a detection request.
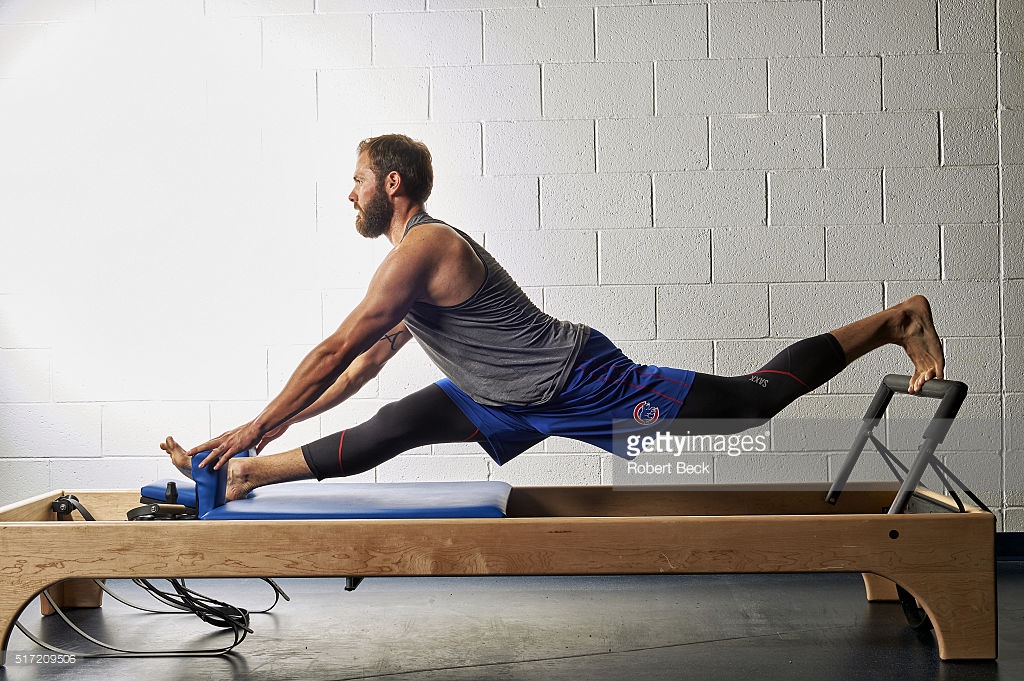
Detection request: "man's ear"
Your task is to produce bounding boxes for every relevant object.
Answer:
[385,170,402,197]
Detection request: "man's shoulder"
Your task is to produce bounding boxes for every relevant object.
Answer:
[391,221,487,306]
[399,221,472,255]
[403,218,458,238]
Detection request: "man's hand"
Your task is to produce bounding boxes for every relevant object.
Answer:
[188,421,264,470]
[255,423,290,454]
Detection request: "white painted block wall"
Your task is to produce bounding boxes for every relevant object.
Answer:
[0,0,1020,528]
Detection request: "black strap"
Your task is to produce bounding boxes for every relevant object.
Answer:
[867,433,991,514]
[22,495,289,659]
[52,495,95,522]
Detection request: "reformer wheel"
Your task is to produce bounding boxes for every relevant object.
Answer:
[896,585,934,631]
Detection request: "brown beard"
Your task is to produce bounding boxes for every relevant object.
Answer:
[355,187,394,238]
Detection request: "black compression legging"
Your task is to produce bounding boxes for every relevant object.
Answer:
[674,332,847,434]
[301,333,848,479]
[301,384,482,480]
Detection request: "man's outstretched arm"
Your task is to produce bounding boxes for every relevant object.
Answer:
[252,322,413,452]
[189,244,431,469]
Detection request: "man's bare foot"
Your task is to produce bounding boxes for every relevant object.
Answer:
[225,457,257,501]
[160,436,259,500]
[160,436,194,479]
[891,295,944,393]
[226,448,315,500]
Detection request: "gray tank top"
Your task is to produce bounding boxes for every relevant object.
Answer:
[401,212,590,406]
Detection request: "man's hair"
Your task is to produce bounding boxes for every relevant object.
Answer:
[357,134,433,204]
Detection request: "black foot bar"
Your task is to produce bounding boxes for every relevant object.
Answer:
[826,374,969,514]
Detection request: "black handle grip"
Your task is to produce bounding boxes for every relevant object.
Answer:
[882,374,968,403]
[877,374,968,444]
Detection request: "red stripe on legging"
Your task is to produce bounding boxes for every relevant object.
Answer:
[751,369,809,388]
[337,429,347,476]
[459,428,480,442]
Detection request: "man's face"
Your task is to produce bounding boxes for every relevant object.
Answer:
[349,152,394,239]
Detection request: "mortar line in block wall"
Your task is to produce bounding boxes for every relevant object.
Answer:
[538,63,545,118]
[648,173,655,231]
[426,69,432,120]
[938,110,946,166]
[821,113,828,168]
[704,114,711,174]
[706,2,711,60]
[880,167,887,224]
[653,284,659,342]
[651,61,658,117]
[820,0,825,55]
[879,54,885,111]
[938,224,946,281]
[369,13,375,67]
[994,0,1007,461]
[478,123,485,176]
[536,176,542,233]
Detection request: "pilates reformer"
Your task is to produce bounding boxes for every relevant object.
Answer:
[0,374,997,664]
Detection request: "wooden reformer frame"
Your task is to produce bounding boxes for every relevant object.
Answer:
[0,376,997,663]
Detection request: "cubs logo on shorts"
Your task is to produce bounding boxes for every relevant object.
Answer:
[633,401,660,425]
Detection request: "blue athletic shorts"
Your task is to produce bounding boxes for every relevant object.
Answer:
[436,330,695,464]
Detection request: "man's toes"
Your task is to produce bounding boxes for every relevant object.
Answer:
[165,436,186,455]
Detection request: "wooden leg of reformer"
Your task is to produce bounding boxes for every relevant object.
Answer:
[1,579,57,667]
[39,579,105,615]
[862,573,899,602]
[884,570,997,660]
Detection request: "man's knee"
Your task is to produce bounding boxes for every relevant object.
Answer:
[369,400,403,426]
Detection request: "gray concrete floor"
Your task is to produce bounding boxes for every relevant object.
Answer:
[3,565,1022,681]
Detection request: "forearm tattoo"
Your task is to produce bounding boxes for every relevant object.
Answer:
[380,329,407,351]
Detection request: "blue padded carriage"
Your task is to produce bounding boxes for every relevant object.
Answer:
[138,452,513,521]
